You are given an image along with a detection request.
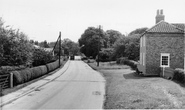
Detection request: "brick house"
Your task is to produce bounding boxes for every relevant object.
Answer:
[137,10,185,76]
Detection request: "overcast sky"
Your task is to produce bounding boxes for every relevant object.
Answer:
[0,0,185,42]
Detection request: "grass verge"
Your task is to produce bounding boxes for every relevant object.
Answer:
[87,61,185,109]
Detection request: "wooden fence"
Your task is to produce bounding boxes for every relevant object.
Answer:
[0,73,13,90]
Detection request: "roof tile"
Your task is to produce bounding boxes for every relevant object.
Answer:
[147,21,184,33]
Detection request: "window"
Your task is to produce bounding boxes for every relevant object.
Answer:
[160,53,170,67]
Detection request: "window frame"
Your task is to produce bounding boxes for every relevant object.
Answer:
[160,53,170,67]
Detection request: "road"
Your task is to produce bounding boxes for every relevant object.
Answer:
[3,59,105,109]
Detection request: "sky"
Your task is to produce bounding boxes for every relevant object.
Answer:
[0,0,185,42]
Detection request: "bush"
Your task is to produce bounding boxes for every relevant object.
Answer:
[39,65,48,75]
[12,65,48,85]
[32,48,55,67]
[173,68,185,83]
[12,58,65,86]
[46,60,59,72]
[12,71,23,85]
[99,48,114,62]
[116,57,138,70]
[116,57,128,64]
[124,60,138,70]
[0,18,33,66]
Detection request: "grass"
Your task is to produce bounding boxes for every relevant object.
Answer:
[0,60,67,96]
[87,61,185,109]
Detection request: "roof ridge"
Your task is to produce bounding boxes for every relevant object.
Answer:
[146,20,165,32]
[146,20,184,33]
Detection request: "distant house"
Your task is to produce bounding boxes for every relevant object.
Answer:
[137,9,185,76]
[33,45,54,56]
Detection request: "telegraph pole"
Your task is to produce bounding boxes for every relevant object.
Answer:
[97,25,101,67]
[59,32,61,67]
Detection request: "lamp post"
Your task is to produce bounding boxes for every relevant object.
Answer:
[97,25,101,67]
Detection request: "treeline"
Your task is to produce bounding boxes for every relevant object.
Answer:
[0,18,54,69]
[0,17,79,70]
[78,27,148,61]
[30,38,80,56]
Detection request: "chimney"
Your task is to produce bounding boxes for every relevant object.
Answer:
[155,9,165,24]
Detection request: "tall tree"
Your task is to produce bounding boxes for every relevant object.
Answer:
[106,30,124,47]
[39,40,49,48]
[128,27,148,36]
[61,38,79,55]
[78,27,106,58]
[0,18,33,66]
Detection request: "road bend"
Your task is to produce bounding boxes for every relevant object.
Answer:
[3,60,105,109]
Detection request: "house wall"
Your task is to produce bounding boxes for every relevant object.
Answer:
[138,35,146,74]
[145,33,184,75]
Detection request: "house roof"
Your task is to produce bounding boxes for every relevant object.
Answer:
[146,21,184,33]
[171,23,185,31]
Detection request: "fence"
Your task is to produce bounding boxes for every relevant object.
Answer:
[0,73,13,90]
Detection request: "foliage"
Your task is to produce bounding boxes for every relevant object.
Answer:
[0,18,33,66]
[99,48,114,62]
[39,40,50,48]
[173,68,185,83]
[48,39,79,56]
[106,30,124,47]
[128,27,148,36]
[112,34,140,61]
[116,57,138,70]
[78,27,107,58]
[32,48,55,67]
[61,38,80,55]
[12,59,65,86]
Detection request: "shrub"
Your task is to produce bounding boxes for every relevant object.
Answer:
[31,67,42,79]
[12,66,47,85]
[39,65,48,75]
[173,68,185,83]
[46,60,59,72]
[32,48,55,67]
[124,60,138,70]
[12,71,23,85]
[116,57,128,64]
[12,58,64,86]
[116,57,138,70]
[99,48,114,62]
[0,18,33,66]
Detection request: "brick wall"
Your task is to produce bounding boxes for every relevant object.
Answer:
[145,33,184,75]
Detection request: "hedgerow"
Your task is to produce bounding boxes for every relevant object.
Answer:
[12,58,66,86]
[116,57,138,70]
[173,68,185,83]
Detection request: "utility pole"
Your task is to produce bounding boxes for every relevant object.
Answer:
[97,25,101,67]
[59,32,61,67]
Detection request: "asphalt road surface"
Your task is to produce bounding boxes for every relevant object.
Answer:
[3,59,105,109]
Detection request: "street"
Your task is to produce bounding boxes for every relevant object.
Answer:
[2,59,105,109]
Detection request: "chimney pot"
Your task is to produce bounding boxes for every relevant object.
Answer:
[155,9,165,24]
[160,9,163,15]
[157,10,159,15]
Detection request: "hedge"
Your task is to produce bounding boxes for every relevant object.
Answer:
[116,57,138,70]
[46,60,59,72]
[173,68,185,83]
[12,58,66,86]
